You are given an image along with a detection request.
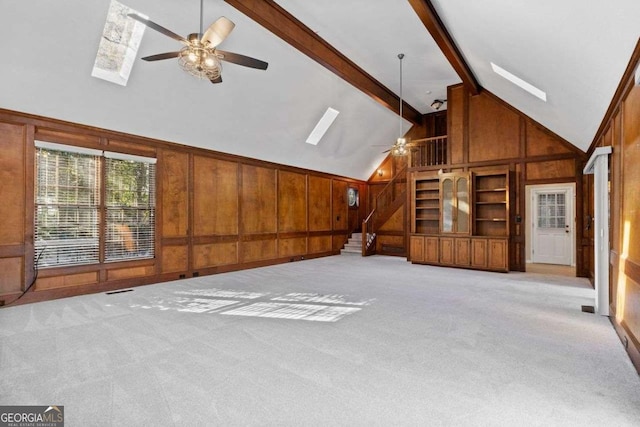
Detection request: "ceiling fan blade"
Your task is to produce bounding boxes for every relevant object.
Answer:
[141,51,181,61]
[210,75,223,84]
[201,17,235,48]
[216,50,268,70]
[127,13,188,44]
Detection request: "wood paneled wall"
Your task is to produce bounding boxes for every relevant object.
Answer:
[588,40,640,372]
[0,109,365,305]
[371,84,586,271]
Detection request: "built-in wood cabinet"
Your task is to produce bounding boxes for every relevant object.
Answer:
[411,173,440,234]
[473,171,509,237]
[409,169,510,272]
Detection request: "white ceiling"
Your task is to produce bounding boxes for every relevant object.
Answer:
[430,0,640,150]
[0,1,638,179]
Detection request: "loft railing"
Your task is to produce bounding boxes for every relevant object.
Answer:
[409,135,448,168]
[362,165,408,256]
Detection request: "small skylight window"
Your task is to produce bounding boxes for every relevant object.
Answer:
[306,108,340,145]
[491,62,547,102]
[91,0,147,86]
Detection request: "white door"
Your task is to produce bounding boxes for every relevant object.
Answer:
[532,187,573,265]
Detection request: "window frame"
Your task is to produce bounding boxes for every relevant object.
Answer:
[34,141,157,269]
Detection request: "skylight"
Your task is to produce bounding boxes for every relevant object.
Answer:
[491,62,547,102]
[91,0,146,86]
[306,107,340,145]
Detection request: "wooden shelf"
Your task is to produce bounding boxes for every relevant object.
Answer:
[475,201,507,205]
[475,218,507,222]
[475,188,507,193]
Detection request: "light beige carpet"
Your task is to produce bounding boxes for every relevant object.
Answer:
[1,255,638,426]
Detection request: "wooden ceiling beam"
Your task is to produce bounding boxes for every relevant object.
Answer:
[408,0,481,96]
[224,0,424,126]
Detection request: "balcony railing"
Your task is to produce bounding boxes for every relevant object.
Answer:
[409,135,447,168]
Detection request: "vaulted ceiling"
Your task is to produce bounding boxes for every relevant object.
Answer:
[0,1,638,180]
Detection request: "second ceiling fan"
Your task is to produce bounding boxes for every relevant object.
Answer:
[129,0,268,84]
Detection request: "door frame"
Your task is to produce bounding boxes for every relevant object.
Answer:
[525,183,576,266]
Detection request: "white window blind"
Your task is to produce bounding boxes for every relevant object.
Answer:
[105,156,156,262]
[35,145,100,267]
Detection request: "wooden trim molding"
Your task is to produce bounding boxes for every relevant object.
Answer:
[224,0,423,125]
[407,0,480,95]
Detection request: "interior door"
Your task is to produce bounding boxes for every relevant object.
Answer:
[532,187,573,265]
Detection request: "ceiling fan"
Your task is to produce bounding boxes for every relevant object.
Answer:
[380,53,414,155]
[128,0,268,84]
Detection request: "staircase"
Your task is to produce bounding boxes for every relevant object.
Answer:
[341,232,363,255]
[362,165,408,256]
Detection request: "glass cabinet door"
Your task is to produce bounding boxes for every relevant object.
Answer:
[456,176,469,233]
[440,173,470,234]
[442,177,454,232]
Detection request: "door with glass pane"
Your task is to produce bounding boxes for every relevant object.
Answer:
[532,187,573,265]
[440,173,470,234]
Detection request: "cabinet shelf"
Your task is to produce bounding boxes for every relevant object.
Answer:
[475,188,507,193]
[475,201,507,205]
[475,218,507,222]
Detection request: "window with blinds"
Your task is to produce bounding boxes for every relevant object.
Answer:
[35,143,101,267]
[105,153,156,262]
[34,141,156,268]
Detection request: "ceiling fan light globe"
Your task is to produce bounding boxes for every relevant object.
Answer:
[179,46,222,80]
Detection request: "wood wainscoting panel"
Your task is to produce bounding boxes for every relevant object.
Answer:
[161,245,188,273]
[379,206,404,231]
[278,237,307,258]
[241,165,277,234]
[278,170,307,233]
[0,122,25,245]
[525,159,576,181]
[193,242,238,268]
[193,156,239,236]
[468,92,520,163]
[106,139,156,157]
[525,121,573,157]
[0,257,23,294]
[333,234,348,252]
[160,150,190,238]
[34,128,101,147]
[107,265,155,281]
[623,84,640,261]
[241,239,277,263]
[332,180,348,231]
[448,85,465,165]
[308,235,332,254]
[36,271,99,291]
[308,176,332,231]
